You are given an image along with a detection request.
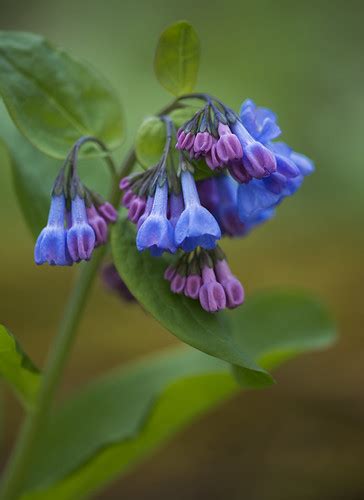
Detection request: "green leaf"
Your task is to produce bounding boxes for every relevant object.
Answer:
[154,21,200,96]
[0,31,123,159]
[0,324,40,407]
[0,104,110,238]
[135,116,166,168]
[20,292,335,499]
[111,214,272,385]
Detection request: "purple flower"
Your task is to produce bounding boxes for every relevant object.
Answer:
[227,160,252,183]
[230,120,277,180]
[214,259,244,309]
[184,274,202,299]
[193,131,214,155]
[119,177,130,191]
[86,205,108,246]
[174,170,221,251]
[199,266,226,313]
[215,123,243,164]
[205,142,221,170]
[67,195,96,262]
[128,196,146,224]
[137,196,153,230]
[122,189,136,208]
[101,263,135,302]
[34,194,71,266]
[170,272,186,293]
[97,202,118,223]
[164,264,176,281]
[164,246,245,312]
[176,130,195,150]
[136,182,176,256]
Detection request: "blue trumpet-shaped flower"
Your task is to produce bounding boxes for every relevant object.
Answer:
[175,170,221,251]
[34,194,71,266]
[198,175,276,235]
[67,195,96,262]
[136,182,176,256]
[240,99,281,144]
[237,179,281,222]
[236,99,315,221]
[212,175,247,236]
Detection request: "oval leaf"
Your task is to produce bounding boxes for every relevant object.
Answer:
[0,324,40,407]
[111,214,272,384]
[0,31,124,159]
[21,292,335,499]
[154,21,200,96]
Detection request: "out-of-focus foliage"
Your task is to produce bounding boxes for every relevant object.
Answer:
[21,292,335,499]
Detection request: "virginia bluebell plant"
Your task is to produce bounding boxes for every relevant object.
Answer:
[0,23,333,500]
[118,95,314,312]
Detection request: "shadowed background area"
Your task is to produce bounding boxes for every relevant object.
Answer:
[0,0,363,498]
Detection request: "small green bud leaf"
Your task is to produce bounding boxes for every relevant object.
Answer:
[135,116,166,168]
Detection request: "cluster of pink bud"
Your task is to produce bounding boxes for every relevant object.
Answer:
[164,248,244,313]
[176,122,243,172]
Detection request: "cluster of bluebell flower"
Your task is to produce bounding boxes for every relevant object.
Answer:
[34,140,117,266]
[34,96,313,312]
[120,95,314,312]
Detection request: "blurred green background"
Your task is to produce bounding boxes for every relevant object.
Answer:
[0,0,363,498]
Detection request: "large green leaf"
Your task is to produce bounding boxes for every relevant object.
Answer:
[0,104,110,238]
[0,31,123,159]
[0,325,40,408]
[111,214,273,385]
[154,21,200,96]
[20,292,336,499]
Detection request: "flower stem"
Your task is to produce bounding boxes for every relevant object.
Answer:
[0,247,106,500]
